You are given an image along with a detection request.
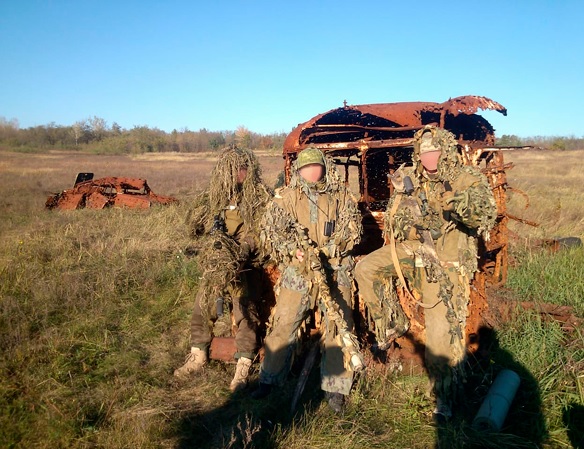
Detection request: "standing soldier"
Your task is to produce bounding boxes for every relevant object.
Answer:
[251,147,364,413]
[174,145,272,392]
[354,125,497,420]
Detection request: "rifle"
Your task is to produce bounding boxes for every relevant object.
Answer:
[289,233,365,413]
[290,337,319,415]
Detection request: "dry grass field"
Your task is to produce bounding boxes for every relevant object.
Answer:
[0,147,583,449]
[504,149,584,241]
[2,147,581,239]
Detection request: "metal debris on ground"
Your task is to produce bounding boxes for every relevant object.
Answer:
[45,173,178,210]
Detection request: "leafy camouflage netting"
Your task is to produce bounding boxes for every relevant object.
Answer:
[411,125,497,238]
[196,232,243,321]
[185,145,272,320]
[370,278,410,347]
[187,145,272,239]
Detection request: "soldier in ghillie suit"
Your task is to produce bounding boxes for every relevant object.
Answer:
[251,148,364,413]
[174,145,272,392]
[354,125,497,421]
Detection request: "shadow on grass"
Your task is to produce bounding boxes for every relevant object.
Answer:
[170,325,547,448]
[563,402,584,449]
[432,326,546,448]
[173,346,326,449]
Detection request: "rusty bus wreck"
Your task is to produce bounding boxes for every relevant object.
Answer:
[45,173,178,210]
[282,95,510,364]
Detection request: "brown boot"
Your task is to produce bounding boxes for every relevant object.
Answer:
[173,347,208,379]
[229,357,252,392]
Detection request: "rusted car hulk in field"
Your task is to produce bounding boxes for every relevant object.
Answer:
[45,174,178,210]
[282,95,510,361]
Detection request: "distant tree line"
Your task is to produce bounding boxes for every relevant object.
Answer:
[0,116,287,154]
[0,116,582,154]
[495,134,584,151]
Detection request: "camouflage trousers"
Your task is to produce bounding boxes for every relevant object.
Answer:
[259,264,355,395]
[354,243,467,406]
[190,266,262,360]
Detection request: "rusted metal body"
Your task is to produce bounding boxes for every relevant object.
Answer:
[45,174,178,210]
[282,95,510,365]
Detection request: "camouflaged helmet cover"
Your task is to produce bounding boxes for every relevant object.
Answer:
[296,147,325,168]
[413,125,461,181]
[289,148,344,195]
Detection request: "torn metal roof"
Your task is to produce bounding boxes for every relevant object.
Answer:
[283,95,507,154]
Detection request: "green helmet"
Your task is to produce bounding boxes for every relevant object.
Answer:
[296,147,325,169]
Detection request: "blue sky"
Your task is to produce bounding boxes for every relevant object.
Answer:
[1,1,582,138]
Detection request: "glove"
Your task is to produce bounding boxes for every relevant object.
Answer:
[441,191,456,211]
[442,191,467,211]
[406,226,420,241]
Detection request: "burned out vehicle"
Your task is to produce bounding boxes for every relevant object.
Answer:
[45,173,178,210]
[282,95,510,359]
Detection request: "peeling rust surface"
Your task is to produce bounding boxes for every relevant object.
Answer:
[45,176,178,210]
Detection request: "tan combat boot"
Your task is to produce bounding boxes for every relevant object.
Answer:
[229,357,253,392]
[173,347,208,379]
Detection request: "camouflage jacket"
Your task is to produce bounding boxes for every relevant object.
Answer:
[387,151,496,274]
[260,155,362,270]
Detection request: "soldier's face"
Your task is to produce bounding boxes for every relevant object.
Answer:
[237,167,248,184]
[420,150,441,173]
[299,164,324,183]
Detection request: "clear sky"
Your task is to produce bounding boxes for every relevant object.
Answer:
[1,1,582,138]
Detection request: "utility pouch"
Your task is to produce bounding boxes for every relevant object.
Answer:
[215,297,224,317]
[323,220,336,237]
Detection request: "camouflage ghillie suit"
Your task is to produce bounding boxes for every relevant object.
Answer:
[354,126,497,415]
[257,149,363,396]
[186,146,272,360]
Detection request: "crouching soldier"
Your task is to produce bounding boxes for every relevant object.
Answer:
[251,147,364,413]
[174,145,272,392]
[355,126,497,420]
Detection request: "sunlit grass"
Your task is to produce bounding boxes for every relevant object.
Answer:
[505,149,584,239]
[507,246,584,316]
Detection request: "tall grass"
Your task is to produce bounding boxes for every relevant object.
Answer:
[0,204,196,447]
[507,246,584,316]
[0,148,582,448]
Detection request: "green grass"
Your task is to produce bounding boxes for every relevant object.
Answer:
[507,246,584,316]
[497,246,584,448]
[0,205,196,447]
